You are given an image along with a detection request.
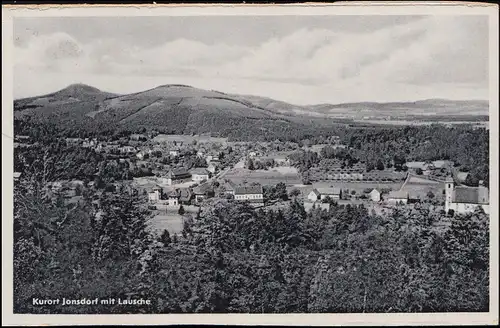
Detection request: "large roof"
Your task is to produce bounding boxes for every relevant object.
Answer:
[387,190,409,199]
[193,183,213,195]
[316,187,341,195]
[234,184,263,195]
[453,186,489,205]
[191,167,210,175]
[167,168,191,178]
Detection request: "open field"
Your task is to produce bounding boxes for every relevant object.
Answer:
[147,205,199,236]
[225,168,302,186]
[147,214,184,236]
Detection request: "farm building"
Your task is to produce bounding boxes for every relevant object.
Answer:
[191,168,211,182]
[163,168,192,185]
[386,190,409,205]
[445,176,489,214]
[431,160,453,169]
[405,161,430,171]
[193,183,215,203]
[234,184,264,206]
[307,188,342,202]
[369,189,381,202]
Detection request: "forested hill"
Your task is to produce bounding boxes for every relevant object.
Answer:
[14,84,488,141]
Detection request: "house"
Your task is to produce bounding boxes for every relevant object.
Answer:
[119,146,136,154]
[445,176,489,214]
[65,138,82,146]
[206,154,220,163]
[164,168,192,185]
[405,161,430,171]
[167,190,180,206]
[169,149,180,157]
[191,168,210,182]
[307,188,342,202]
[221,180,236,196]
[148,186,163,203]
[14,172,22,182]
[386,190,409,205]
[234,184,264,206]
[369,189,381,202]
[178,188,193,205]
[193,183,215,203]
[207,162,219,174]
[130,134,147,141]
[15,135,30,142]
[432,160,453,169]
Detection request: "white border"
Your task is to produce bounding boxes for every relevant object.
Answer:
[2,3,499,326]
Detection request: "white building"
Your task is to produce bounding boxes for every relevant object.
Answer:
[386,190,409,205]
[307,188,342,202]
[148,186,163,203]
[191,168,210,182]
[234,184,264,206]
[445,176,489,214]
[369,189,381,202]
[169,150,180,157]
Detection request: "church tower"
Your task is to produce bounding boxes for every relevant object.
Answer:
[445,175,454,213]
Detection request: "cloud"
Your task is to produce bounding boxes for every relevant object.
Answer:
[13,15,488,103]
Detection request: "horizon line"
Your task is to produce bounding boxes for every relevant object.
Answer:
[14,82,490,108]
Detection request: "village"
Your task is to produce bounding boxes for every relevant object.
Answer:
[14,131,490,237]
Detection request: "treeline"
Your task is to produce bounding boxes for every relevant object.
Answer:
[14,171,489,313]
[341,125,489,185]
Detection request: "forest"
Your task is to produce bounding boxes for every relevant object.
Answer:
[14,162,489,313]
[12,117,490,313]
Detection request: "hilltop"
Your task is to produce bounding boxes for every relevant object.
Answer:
[13,83,489,139]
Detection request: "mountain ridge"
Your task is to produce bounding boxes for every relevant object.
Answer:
[13,83,489,140]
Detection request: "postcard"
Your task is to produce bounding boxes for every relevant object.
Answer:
[2,2,498,326]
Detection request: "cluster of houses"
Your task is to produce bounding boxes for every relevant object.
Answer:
[405,160,453,178]
[147,180,265,207]
[306,187,414,206]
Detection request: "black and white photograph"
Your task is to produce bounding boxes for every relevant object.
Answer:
[2,3,498,326]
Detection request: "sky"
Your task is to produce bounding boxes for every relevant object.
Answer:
[13,15,489,104]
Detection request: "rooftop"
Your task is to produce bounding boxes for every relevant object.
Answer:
[191,168,210,175]
[387,190,409,199]
[453,186,489,205]
[234,184,263,195]
[315,187,341,195]
[167,168,191,178]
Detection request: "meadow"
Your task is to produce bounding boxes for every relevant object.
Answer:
[224,167,302,186]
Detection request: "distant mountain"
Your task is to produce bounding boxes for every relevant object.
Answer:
[311,99,489,117]
[13,84,489,139]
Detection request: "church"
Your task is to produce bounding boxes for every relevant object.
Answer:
[445,176,489,215]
